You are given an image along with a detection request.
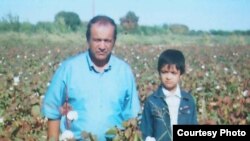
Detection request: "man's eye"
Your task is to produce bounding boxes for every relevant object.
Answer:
[92,39,98,42]
[93,39,112,43]
[104,39,112,43]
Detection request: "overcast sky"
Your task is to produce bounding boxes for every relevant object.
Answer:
[1,0,250,31]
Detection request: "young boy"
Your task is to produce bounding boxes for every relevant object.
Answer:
[140,49,198,141]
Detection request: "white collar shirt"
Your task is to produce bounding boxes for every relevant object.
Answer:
[162,85,181,130]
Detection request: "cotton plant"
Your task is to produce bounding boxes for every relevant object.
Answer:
[59,110,79,141]
[58,84,97,141]
[59,83,78,141]
[105,117,143,141]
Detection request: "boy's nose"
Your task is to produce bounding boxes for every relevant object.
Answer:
[166,73,172,79]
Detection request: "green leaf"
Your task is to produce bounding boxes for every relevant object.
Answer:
[105,127,117,135]
[31,105,40,117]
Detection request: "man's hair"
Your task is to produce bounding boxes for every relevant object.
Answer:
[157,49,185,75]
[86,15,117,42]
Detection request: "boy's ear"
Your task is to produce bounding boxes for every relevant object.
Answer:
[158,73,161,79]
[180,75,183,79]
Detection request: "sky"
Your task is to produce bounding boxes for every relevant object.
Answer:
[0,0,250,31]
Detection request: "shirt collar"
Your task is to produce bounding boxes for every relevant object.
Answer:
[86,50,112,72]
[162,84,181,98]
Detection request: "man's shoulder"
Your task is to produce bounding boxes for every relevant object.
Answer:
[62,52,86,66]
[111,54,131,68]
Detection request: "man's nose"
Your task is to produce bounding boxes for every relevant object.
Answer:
[98,40,107,49]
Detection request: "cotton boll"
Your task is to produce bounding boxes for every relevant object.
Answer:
[242,90,248,97]
[60,130,74,141]
[67,111,78,121]
[196,87,203,92]
[13,76,20,86]
[145,136,156,141]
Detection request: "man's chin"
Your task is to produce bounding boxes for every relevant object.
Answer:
[96,56,107,60]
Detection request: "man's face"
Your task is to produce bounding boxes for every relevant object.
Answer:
[88,23,115,65]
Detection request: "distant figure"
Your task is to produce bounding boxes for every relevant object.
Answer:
[140,49,198,141]
[42,15,140,141]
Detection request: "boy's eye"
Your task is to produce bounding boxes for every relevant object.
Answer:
[171,71,178,74]
[161,70,179,75]
[171,72,178,75]
[160,70,168,73]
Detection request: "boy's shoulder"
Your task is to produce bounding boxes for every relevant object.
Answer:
[146,87,163,100]
[180,89,191,96]
[180,89,196,102]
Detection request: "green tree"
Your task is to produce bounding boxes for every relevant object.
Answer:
[0,14,20,32]
[120,11,139,33]
[54,11,81,31]
[19,22,35,33]
[35,21,56,33]
[169,24,189,34]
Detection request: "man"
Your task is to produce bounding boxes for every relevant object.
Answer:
[42,15,140,141]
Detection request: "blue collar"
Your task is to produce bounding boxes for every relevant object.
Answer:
[86,50,112,72]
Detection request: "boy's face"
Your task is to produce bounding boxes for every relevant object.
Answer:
[159,64,181,93]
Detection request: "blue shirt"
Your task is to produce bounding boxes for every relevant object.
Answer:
[42,50,140,141]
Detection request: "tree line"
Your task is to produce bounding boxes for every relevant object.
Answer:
[0,11,249,36]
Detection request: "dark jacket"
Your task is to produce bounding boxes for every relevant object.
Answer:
[140,85,198,141]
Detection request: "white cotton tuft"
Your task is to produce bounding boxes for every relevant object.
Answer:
[145,136,156,141]
[60,130,74,141]
[67,111,78,121]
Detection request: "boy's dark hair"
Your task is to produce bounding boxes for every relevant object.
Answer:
[86,15,117,42]
[157,49,185,75]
